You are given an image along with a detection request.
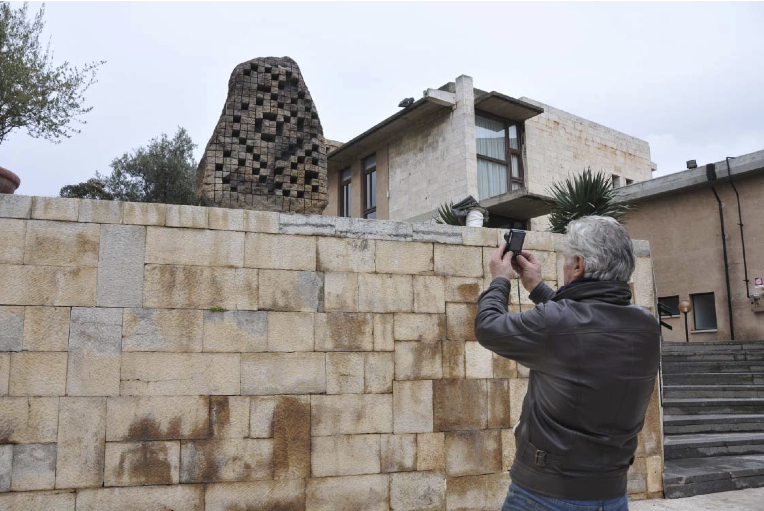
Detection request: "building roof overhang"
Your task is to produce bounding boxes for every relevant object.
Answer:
[474,92,545,122]
[481,188,556,220]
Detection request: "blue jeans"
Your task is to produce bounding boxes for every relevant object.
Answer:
[502,481,629,511]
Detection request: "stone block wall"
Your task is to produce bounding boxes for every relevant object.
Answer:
[0,194,663,510]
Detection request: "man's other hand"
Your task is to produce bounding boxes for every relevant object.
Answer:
[513,251,542,293]
[490,243,518,281]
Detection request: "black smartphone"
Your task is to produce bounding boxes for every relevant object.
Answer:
[503,229,526,258]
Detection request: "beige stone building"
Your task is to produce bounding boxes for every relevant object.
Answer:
[622,149,764,342]
[324,74,655,229]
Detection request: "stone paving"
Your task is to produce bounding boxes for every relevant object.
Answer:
[630,487,764,510]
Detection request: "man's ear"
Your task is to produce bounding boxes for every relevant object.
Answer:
[573,255,586,279]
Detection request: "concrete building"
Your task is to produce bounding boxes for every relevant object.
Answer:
[621,149,764,343]
[324,74,656,229]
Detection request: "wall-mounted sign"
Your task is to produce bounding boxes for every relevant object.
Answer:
[755,277,764,289]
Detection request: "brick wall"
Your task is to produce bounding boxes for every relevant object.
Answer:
[0,194,663,510]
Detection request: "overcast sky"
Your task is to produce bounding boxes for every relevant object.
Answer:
[3,1,763,197]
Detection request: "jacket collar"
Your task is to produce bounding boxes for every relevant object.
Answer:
[553,279,633,306]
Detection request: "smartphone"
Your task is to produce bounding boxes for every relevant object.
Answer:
[503,229,526,258]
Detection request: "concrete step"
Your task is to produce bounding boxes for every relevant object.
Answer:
[663,352,764,363]
[663,372,764,385]
[662,341,764,353]
[663,397,764,415]
[664,432,764,460]
[664,414,764,435]
[663,455,764,498]
[662,361,764,374]
[664,385,764,399]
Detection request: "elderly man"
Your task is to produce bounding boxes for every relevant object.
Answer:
[475,216,660,511]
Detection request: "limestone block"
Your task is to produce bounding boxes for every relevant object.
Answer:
[22,306,69,351]
[280,214,336,236]
[381,433,416,473]
[417,432,445,471]
[245,233,316,270]
[122,308,203,352]
[78,199,122,223]
[180,438,273,483]
[31,197,78,221]
[106,396,209,441]
[445,278,482,303]
[67,307,122,396]
[465,341,493,379]
[0,354,7,395]
[241,353,325,395]
[412,223,462,244]
[327,352,364,394]
[312,434,381,477]
[462,227,498,247]
[517,362,530,378]
[639,379,662,457]
[446,472,511,511]
[0,306,23,352]
[646,454,663,493]
[258,269,321,312]
[314,312,374,351]
[311,394,393,436]
[373,314,395,351]
[445,430,501,477]
[365,352,394,393]
[145,227,244,267]
[250,396,276,438]
[501,429,517,472]
[390,471,445,511]
[510,379,528,425]
[165,204,208,229]
[413,276,446,314]
[493,353,517,379]
[306,474,388,511]
[434,245,482,277]
[0,491,75,511]
[0,194,31,219]
[0,265,97,306]
[442,340,465,379]
[531,250,558,281]
[143,265,258,310]
[273,395,311,480]
[123,202,166,226]
[633,257,655,308]
[268,312,314,351]
[324,272,358,312]
[335,217,413,241]
[75,485,204,511]
[627,457,647,494]
[358,274,413,313]
[316,237,375,273]
[210,396,250,439]
[633,239,651,258]
[208,207,245,231]
[376,240,433,274]
[446,303,477,341]
[23,220,99,267]
[9,352,67,396]
[0,219,25,264]
[203,310,267,352]
[0,397,58,443]
[395,341,442,381]
[433,379,488,431]
[393,380,433,434]
[104,441,179,486]
[120,353,240,396]
[488,379,512,429]
[206,480,305,511]
[394,313,446,341]
[56,397,107,489]
[0,444,9,491]
[97,224,146,307]
[11,443,57,490]
[244,210,280,233]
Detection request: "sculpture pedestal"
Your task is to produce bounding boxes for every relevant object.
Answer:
[0,166,20,194]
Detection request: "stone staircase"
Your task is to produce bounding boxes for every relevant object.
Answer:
[662,340,764,498]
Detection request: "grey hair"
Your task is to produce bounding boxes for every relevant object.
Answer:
[563,216,635,282]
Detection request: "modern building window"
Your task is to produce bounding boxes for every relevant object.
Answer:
[658,295,680,317]
[340,167,352,217]
[476,114,523,200]
[691,292,718,331]
[612,175,622,188]
[363,154,377,219]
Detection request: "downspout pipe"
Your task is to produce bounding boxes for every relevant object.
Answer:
[707,163,735,340]
[726,156,751,297]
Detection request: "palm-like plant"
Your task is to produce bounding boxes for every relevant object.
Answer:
[547,168,631,234]
[433,201,462,226]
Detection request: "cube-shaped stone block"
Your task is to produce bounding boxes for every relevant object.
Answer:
[11,443,56,490]
[143,264,258,310]
[250,396,277,438]
[22,306,70,351]
[0,397,59,443]
[106,396,209,441]
[78,199,122,224]
[312,434,381,477]
[317,237,375,273]
[206,480,305,511]
[312,394,393,436]
[268,312,314,351]
[446,303,477,341]
[395,341,442,381]
[365,352,394,394]
[390,471,445,511]
[327,352,364,394]
[97,224,146,308]
[462,226,498,247]
[358,274,413,313]
[373,314,395,351]
[67,307,122,396]
[0,194,32,219]
[433,379,488,431]
[165,204,208,229]
[465,341,493,379]
[306,474,389,511]
[258,269,322,312]
[24,220,99,267]
[273,395,311,480]
[145,227,244,267]
[0,306,24,352]
[376,241,433,275]
[314,312,374,351]
[9,352,67,396]
[417,432,445,471]
[56,397,107,489]
[627,457,647,494]
[122,308,203,352]
[445,429,501,477]
[0,265,97,306]
[104,441,180,486]
[493,353,517,379]
[203,310,267,352]
[393,313,445,341]
[445,277,483,303]
[180,438,273,483]
[324,272,358,312]
[393,380,433,434]
[381,433,416,473]
[75,485,203,511]
[120,353,240,396]
[446,472,511,511]
[442,340,465,379]
[208,207,245,231]
[210,396,250,439]
[122,202,166,226]
[245,233,316,270]
[244,210,280,233]
[31,197,78,221]
[488,379,512,429]
[242,353,325,395]
[0,219,25,264]
[434,245,483,277]
[413,276,446,313]
[0,490,75,510]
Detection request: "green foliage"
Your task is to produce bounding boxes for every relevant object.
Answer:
[433,201,462,226]
[0,2,104,145]
[60,127,199,205]
[208,307,228,313]
[547,167,631,234]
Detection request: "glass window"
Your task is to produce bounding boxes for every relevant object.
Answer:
[363,154,377,219]
[476,116,506,160]
[477,159,508,199]
[476,114,523,200]
[658,296,680,317]
[508,125,519,150]
[340,168,351,217]
[691,292,717,330]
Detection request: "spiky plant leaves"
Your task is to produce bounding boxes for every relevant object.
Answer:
[547,168,631,234]
[433,201,462,226]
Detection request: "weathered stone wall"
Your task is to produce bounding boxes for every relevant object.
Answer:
[0,194,663,510]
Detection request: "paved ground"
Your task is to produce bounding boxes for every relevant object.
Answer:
[630,487,764,510]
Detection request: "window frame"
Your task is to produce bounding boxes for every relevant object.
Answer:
[339,167,352,217]
[612,174,622,188]
[475,110,525,194]
[658,295,680,318]
[362,154,377,219]
[690,292,718,331]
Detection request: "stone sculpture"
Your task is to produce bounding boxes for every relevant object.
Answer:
[197,56,327,213]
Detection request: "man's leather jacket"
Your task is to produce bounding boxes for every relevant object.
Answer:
[475,278,660,500]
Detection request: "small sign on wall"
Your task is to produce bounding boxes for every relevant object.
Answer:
[755,277,764,289]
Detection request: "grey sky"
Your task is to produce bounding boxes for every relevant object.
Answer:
[3,1,763,197]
